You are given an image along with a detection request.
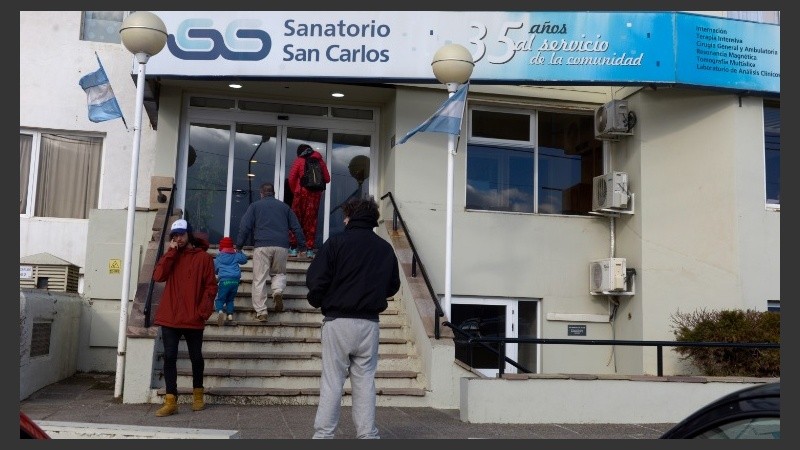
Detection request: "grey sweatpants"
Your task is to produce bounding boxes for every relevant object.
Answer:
[312,318,380,439]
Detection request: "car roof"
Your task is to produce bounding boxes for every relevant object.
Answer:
[660,382,780,439]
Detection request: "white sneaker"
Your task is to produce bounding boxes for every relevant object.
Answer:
[216,311,225,327]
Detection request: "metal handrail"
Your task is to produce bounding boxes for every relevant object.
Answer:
[442,320,779,377]
[447,319,532,373]
[143,184,176,327]
[381,191,445,339]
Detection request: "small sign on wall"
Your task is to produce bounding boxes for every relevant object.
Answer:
[568,324,587,336]
[20,265,33,279]
[108,259,121,274]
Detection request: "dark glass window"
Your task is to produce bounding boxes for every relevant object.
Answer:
[80,11,126,44]
[467,109,601,215]
[764,102,780,206]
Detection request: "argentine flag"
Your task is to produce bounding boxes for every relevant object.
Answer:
[79,54,125,124]
[398,83,469,144]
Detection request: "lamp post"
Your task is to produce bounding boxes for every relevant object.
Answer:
[115,11,167,400]
[430,44,474,322]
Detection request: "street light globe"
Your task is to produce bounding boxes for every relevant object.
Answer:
[431,44,474,85]
[120,11,168,57]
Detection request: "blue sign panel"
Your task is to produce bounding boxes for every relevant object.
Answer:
[675,14,779,93]
[467,12,677,84]
[147,11,779,94]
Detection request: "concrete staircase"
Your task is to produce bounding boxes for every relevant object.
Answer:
[154,247,428,407]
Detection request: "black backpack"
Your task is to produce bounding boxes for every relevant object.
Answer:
[300,156,326,191]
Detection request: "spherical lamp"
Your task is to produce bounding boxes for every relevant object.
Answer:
[431,43,475,85]
[120,11,168,59]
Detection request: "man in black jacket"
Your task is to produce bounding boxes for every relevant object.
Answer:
[305,196,400,439]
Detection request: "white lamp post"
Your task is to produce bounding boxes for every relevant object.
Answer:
[115,11,167,399]
[430,44,474,321]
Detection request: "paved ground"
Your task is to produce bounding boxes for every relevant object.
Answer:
[20,372,675,439]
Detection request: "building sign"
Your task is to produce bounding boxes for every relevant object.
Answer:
[109,259,121,274]
[675,14,779,92]
[146,11,779,94]
[20,265,33,279]
[568,324,587,336]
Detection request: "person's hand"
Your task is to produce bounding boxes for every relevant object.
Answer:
[169,238,178,250]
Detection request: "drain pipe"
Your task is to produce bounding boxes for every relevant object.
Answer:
[603,139,620,324]
[603,139,616,259]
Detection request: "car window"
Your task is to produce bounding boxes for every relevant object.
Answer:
[695,417,780,439]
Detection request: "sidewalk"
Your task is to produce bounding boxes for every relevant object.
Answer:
[20,372,673,439]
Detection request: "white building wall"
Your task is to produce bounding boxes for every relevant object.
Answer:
[20,11,158,270]
[19,291,82,400]
[391,84,778,376]
[617,88,780,375]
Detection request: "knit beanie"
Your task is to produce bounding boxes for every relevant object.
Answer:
[219,236,235,253]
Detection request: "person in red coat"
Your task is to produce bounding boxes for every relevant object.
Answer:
[288,143,330,257]
[152,218,217,417]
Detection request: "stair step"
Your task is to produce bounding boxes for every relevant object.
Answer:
[174,351,419,371]
[176,367,419,378]
[150,250,426,406]
[178,350,414,360]
[204,320,403,329]
[156,386,428,407]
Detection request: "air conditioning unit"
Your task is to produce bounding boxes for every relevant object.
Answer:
[592,171,629,211]
[589,257,627,293]
[595,100,633,139]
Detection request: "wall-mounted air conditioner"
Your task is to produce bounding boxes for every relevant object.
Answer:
[589,257,627,293]
[592,171,629,211]
[595,100,635,140]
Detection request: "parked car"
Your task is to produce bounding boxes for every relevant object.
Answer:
[20,412,50,439]
[660,382,779,439]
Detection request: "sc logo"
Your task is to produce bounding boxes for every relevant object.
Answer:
[168,18,271,61]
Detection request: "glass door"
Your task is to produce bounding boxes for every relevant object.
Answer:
[181,119,375,250]
[184,122,232,245]
[329,133,372,238]
[451,298,531,377]
[231,124,279,247]
[282,127,328,250]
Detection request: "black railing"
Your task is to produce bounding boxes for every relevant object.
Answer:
[381,191,445,339]
[442,321,779,377]
[143,184,176,327]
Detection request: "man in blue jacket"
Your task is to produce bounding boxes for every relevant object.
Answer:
[237,183,305,321]
[306,196,400,439]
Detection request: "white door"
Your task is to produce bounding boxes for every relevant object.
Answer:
[451,298,518,377]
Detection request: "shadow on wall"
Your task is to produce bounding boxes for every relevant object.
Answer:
[19,290,82,401]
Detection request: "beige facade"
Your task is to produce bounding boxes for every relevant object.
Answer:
[20,11,779,407]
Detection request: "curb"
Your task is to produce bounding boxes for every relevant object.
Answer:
[36,421,240,439]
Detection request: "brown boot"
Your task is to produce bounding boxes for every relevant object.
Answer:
[192,387,205,411]
[155,394,178,417]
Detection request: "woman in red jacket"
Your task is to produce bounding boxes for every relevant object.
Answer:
[152,219,217,417]
[288,143,330,257]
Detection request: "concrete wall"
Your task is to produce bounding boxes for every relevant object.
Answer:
[460,376,778,423]
[19,291,82,400]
